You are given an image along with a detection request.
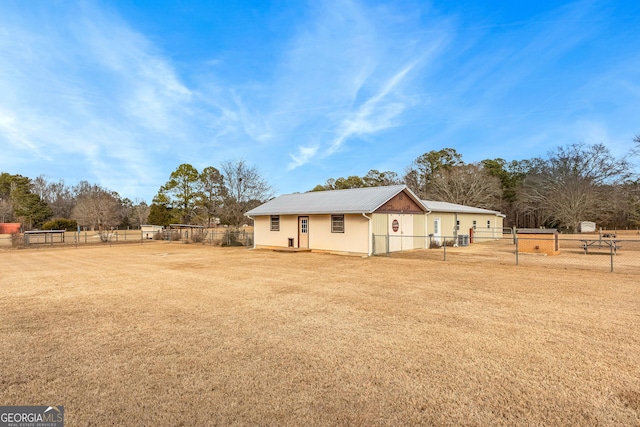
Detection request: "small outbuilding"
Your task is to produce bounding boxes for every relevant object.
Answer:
[141,224,164,239]
[579,221,596,233]
[0,223,21,234]
[517,228,560,255]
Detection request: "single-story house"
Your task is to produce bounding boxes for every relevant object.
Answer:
[246,185,506,256]
[422,201,505,245]
[245,185,427,256]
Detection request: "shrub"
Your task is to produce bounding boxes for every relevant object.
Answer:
[221,229,244,246]
[42,218,78,231]
[11,233,25,248]
[191,231,206,243]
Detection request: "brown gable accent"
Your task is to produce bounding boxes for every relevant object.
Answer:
[374,190,424,213]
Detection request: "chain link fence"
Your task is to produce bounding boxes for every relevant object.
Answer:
[3,228,254,249]
[375,231,640,273]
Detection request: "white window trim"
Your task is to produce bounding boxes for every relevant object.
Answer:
[331,214,345,233]
[270,215,280,231]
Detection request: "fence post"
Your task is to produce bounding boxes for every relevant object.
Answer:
[610,244,614,272]
[515,236,519,266]
[443,241,446,261]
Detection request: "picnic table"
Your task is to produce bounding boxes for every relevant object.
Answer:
[580,235,620,254]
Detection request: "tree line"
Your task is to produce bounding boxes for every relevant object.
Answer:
[1,138,638,232]
[0,159,272,231]
[312,140,640,231]
[148,160,272,228]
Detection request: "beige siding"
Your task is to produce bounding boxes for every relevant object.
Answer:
[311,214,369,254]
[253,215,299,248]
[253,214,370,254]
[413,213,426,249]
[374,213,425,252]
[371,213,388,236]
[426,212,503,242]
[438,213,457,240]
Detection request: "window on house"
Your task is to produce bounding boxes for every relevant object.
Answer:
[456,220,460,231]
[472,220,477,230]
[331,215,344,233]
[270,215,280,231]
[487,220,491,229]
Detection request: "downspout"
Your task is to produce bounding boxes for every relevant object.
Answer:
[454,212,459,246]
[424,207,431,249]
[246,215,256,249]
[362,213,372,256]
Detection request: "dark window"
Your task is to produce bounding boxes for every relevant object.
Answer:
[270,216,280,231]
[331,215,344,233]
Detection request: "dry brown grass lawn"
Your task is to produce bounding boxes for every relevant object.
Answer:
[1,243,639,426]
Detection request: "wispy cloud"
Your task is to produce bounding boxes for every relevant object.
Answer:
[261,0,451,169]
[0,2,199,194]
[2,0,638,200]
[325,60,420,156]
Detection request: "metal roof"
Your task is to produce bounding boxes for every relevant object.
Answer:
[246,185,426,216]
[422,200,503,216]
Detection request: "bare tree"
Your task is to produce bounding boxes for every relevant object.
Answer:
[427,163,502,209]
[520,143,632,231]
[32,176,76,218]
[220,160,273,227]
[71,184,123,235]
[129,200,150,227]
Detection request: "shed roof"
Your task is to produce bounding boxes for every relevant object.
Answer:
[422,200,504,216]
[246,185,426,216]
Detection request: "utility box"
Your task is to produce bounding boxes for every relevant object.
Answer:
[517,228,560,255]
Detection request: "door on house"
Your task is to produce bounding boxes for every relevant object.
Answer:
[433,217,441,245]
[298,216,309,248]
[388,214,402,252]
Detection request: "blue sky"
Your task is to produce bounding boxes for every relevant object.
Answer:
[2,0,639,202]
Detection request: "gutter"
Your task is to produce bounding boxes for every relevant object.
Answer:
[362,213,372,256]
